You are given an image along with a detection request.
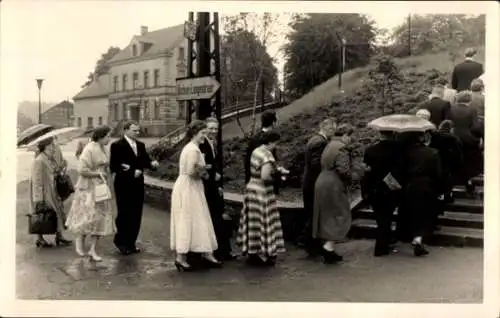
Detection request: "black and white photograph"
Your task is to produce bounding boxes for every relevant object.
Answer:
[0,1,498,317]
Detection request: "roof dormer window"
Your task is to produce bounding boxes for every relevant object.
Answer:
[132,44,138,56]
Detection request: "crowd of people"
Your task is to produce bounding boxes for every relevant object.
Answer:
[28,47,484,271]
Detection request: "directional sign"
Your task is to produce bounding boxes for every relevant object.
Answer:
[176,76,220,101]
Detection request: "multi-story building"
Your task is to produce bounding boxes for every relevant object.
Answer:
[41,100,74,128]
[107,25,188,136]
[73,74,111,129]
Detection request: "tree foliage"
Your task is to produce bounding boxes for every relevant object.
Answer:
[283,13,378,98]
[364,54,404,115]
[81,46,121,88]
[389,14,485,60]
[221,29,277,106]
[221,13,281,137]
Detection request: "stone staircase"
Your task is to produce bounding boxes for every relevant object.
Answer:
[348,176,484,247]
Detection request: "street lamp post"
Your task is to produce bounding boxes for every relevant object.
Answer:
[36,79,44,124]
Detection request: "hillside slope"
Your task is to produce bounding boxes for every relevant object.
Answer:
[221,49,485,141]
[151,48,485,200]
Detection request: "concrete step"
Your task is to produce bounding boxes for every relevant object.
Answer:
[446,197,483,213]
[452,186,484,199]
[353,209,483,229]
[348,219,483,248]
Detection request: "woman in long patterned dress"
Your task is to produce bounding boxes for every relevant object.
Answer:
[29,137,72,248]
[170,120,221,272]
[312,124,357,264]
[237,131,286,267]
[65,126,116,262]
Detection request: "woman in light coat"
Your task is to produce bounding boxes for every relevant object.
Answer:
[312,124,360,264]
[65,126,116,261]
[29,137,72,248]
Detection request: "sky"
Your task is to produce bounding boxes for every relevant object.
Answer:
[0,1,487,105]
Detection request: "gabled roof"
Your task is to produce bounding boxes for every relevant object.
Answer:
[108,24,184,64]
[73,74,111,100]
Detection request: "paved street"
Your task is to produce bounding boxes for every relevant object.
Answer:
[14,142,483,302]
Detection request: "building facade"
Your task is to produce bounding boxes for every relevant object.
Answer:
[40,100,74,128]
[107,25,188,136]
[73,74,111,129]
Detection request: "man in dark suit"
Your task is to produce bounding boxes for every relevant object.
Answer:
[398,132,442,256]
[418,85,451,127]
[299,118,337,254]
[362,131,402,256]
[448,91,482,194]
[451,48,484,92]
[244,110,282,194]
[110,121,159,255]
[198,117,235,261]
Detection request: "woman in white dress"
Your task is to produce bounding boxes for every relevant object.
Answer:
[170,120,220,271]
[65,126,116,262]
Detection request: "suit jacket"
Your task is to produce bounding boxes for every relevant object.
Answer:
[448,103,480,147]
[361,139,401,201]
[419,97,451,127]
[110,137,153,187]
[199,137,221,188]
[302,133,328,194]
[469,92,485,118]
[451,60,484,92]
[401,144,442,196]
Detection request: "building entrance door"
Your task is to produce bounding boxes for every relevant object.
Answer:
[130,106,140,122]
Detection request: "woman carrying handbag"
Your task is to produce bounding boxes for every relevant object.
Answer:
[29,137,72,248]
[65,126,116,262]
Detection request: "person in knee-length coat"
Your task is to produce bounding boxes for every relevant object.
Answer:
[312,124,361,264]
[299,118,337,254]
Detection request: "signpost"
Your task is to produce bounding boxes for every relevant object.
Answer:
[176,76,221,101]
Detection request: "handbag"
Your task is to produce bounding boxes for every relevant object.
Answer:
[28,202,58,235]
[94,173,112,203]
[55,172,75,201]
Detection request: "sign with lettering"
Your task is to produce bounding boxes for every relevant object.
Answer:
[176,76,220,101]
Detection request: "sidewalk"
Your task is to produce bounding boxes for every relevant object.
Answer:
[15,171,483,302]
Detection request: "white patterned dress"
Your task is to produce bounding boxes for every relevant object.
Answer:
[65,141,116,236]
[170,141,218,253]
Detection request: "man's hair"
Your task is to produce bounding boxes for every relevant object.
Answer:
[319,117,337,132]
[261,110,277,128]
[470,78,484,92]
[334,123,354,137]
[123,120,139,131]
[465,48,477,58]
[431,84,445,97]
[436,78,448,86]
[455,91,472,103]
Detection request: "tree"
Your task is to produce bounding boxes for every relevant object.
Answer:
[390,14,485,60]
[364,54,404,115]
[283,13,377,98]
[220,30,277,107]
[81,46,121,88]
[221,13,282,137]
